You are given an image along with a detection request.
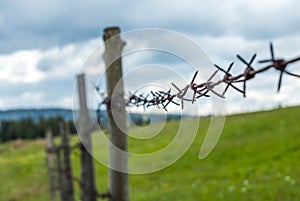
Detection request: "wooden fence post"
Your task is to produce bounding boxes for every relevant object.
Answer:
[103,27,129,201]
[77,74,97,201]
[56,143,63,199]
[46,129,57,201]
[60,123,74,201]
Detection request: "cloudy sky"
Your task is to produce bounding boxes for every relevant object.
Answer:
[1,0,300,115]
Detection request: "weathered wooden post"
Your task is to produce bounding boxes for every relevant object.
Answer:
[60,123,74,201]
[103,27,129,201]
[46,129,57,201]
[77,74,97,201]
[56,142,63,199]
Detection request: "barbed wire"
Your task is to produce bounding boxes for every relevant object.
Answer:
[96,42,300,111]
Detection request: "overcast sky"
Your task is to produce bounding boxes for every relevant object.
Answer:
[1,0,300,115]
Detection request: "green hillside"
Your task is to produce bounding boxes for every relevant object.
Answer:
[0,106,299,201]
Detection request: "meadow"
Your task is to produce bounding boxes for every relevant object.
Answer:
[0,106,299,201]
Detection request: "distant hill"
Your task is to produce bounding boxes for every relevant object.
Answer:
[0,108,186,125]
[0,108,73,121]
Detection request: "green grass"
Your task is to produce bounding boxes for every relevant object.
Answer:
[0,106,300,201]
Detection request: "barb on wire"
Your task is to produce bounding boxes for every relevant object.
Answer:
[235,53,257,97]
[96,42,300,111]
[214,62,244,96]
[204,69,225,98]
[259,42,300,92]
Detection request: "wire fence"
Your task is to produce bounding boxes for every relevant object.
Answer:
[47,33,300,201]
[45,124,110,201]
[96,42,300,111]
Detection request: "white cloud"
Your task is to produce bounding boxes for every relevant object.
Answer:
[1,0,300,113]
[0,38,102,109]
[0,91,44,108]
[0,50,44,83]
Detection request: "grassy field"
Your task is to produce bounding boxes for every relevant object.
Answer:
[0,106,299,201]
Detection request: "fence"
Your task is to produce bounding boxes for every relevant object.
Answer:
[45,72,109,201]
[45,123,110,201]
[46,26,300,201]
[45,27,129,201]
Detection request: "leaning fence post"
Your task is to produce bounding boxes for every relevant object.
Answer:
[60,123,74,201]
[46,129,57,201]
[77,74,97,201]
[103,27,129,201]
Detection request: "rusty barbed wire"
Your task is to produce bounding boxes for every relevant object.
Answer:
[96,42,300,111]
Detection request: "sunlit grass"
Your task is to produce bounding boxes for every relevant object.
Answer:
[0,106,299,201]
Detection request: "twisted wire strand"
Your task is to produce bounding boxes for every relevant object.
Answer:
[96,42,300,111]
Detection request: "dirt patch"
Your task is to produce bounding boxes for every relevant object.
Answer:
[13,139,25,148]
[8,197,17,201]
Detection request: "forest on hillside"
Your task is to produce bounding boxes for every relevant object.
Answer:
[0,116,76,142]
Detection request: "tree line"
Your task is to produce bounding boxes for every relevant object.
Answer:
[0,116,76,142]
